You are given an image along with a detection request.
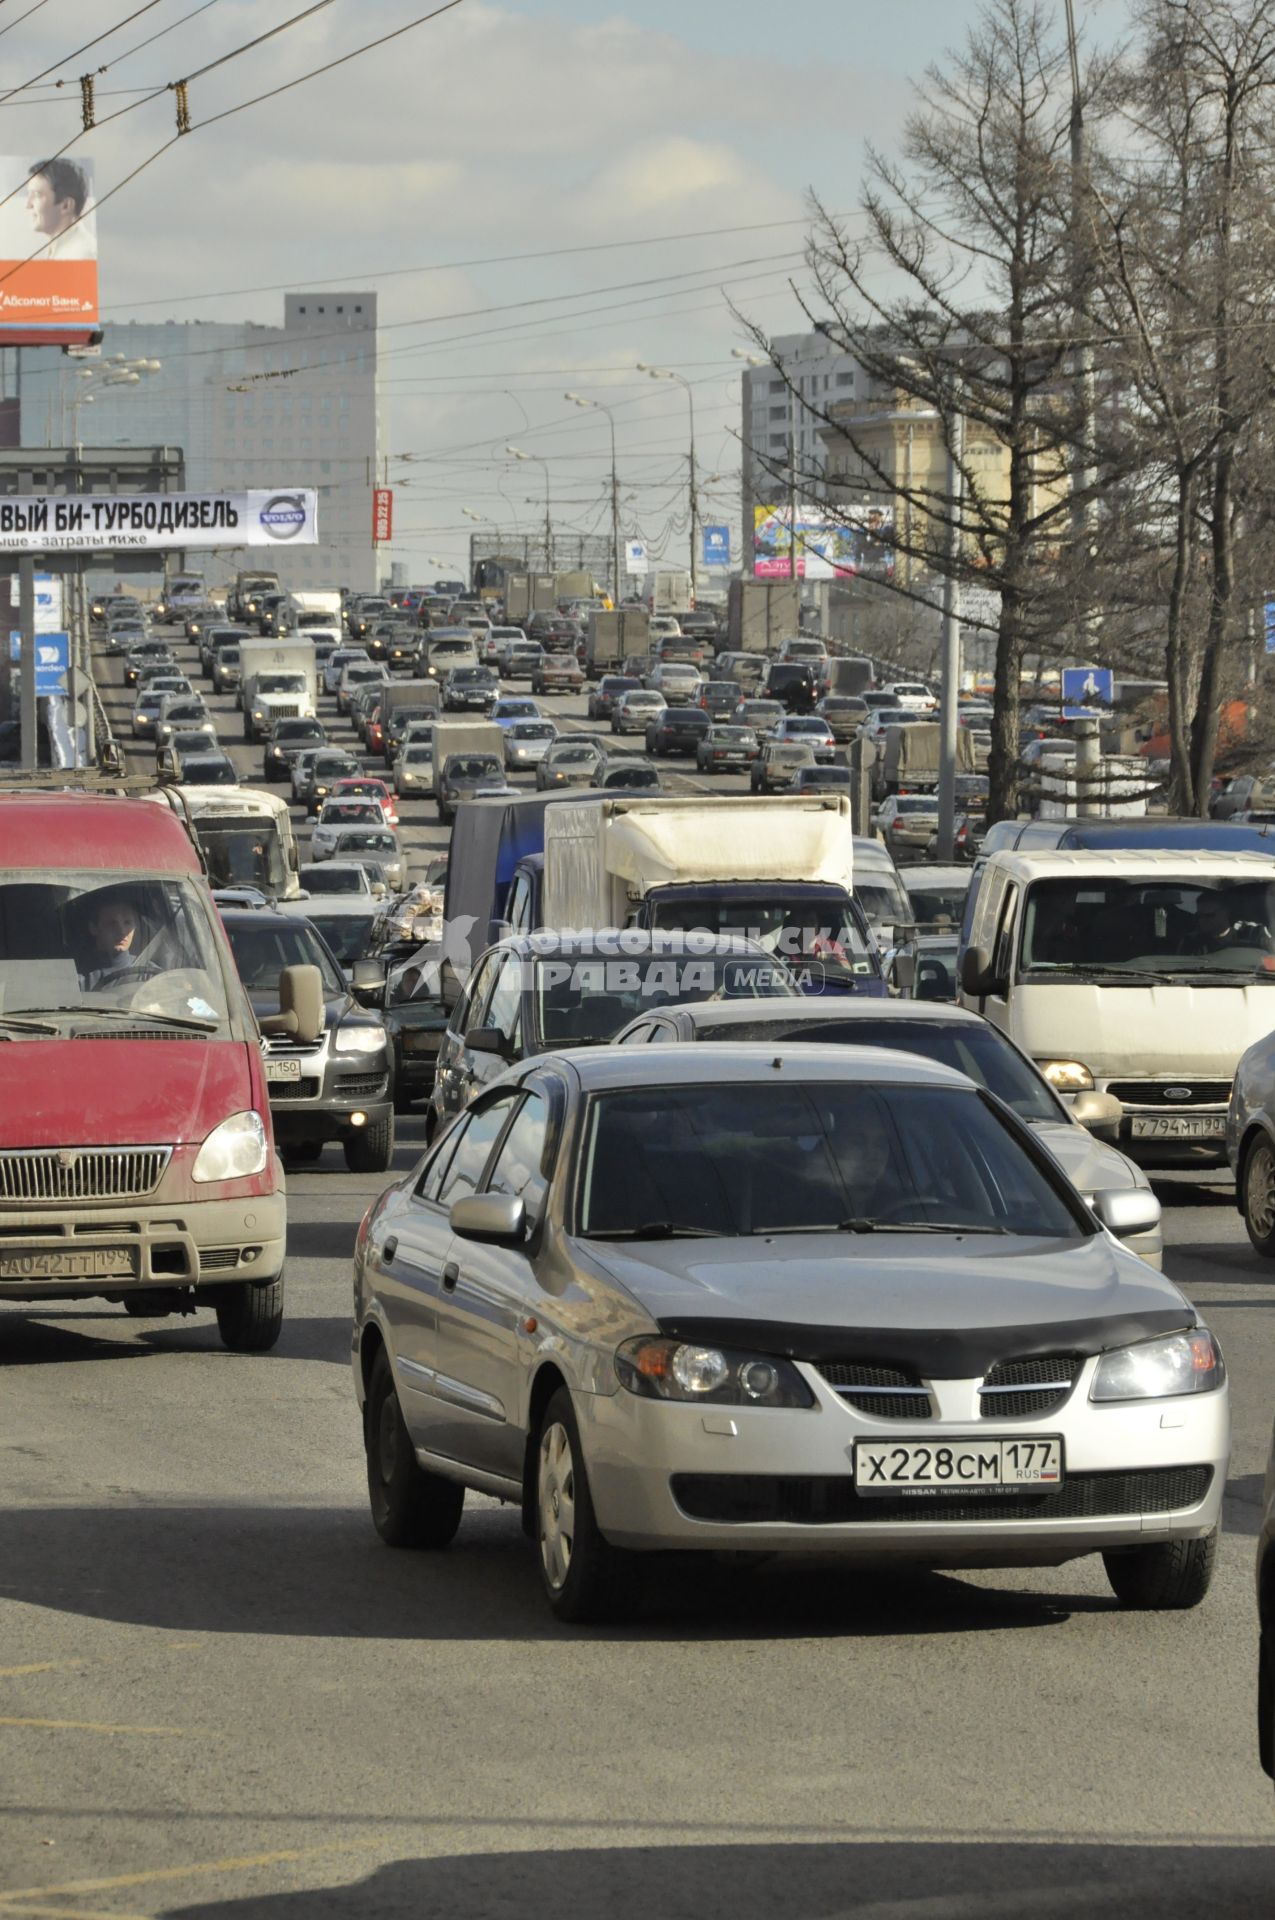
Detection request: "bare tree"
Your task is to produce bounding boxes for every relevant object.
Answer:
[1083,0,1275,812]
[739,0,1108,823]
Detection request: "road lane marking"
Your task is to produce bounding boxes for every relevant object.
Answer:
[0,1905,152,1919]
[0,1665,59,1679]
[0,1718,187,1736]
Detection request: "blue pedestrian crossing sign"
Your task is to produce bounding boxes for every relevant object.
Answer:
[1061,665,1112,719]
[1265,600,1275,653]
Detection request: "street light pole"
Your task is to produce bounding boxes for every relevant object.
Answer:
[565,392,621,603]
[938,409,965,862]
[638,365,698,599]
[507,445,553,572]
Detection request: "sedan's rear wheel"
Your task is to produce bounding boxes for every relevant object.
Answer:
[365,1348,464,1548]
[1102,1528,1217,1610]
[536,1387,628,1622]
[1242,1135,1275,1256]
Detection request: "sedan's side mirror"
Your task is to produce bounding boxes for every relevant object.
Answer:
[465,1025,511,1059]
[450,1192,527,1245]
[261,963,325,1044]
[1071,1090,1124,1139]
[1091,1188,1161,1241]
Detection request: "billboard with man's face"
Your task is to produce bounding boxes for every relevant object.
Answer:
[0,155,99,345]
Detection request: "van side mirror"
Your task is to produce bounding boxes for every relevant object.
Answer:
[961,943,1003,998]
[261,963,325,1044]
[350,959,386,1007]
[465,1025,512,1059]
[889,949,917,993]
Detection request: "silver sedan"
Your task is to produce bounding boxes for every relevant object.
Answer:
[353,1045,1227,1622]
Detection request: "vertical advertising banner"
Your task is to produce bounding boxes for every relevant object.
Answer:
[0,155,99,345]
[702,524,731,568]
[372,487,393,545]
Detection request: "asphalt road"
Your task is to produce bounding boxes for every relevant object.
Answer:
[0,634,1271,1917]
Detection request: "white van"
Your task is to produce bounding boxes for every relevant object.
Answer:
[958,848,1275,1170]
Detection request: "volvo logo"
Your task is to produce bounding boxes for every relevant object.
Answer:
[259,493,307,540]
[1163,1086,1193,1102]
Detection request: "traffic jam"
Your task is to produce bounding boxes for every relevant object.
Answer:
[0,571,1263,1660]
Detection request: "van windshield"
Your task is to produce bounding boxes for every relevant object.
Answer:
[0,870,232,1034]
[200,823,289,898]
[1020,877,1275,979]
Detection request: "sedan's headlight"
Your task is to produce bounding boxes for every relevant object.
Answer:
[1040,1060,1094,1092]
[334,1023,387,1054]
[1090,1327,1224,1402]
[615,1336,814,1408]
[192,1110,268,1183]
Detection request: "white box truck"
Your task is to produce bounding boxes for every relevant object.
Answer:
[526,793,881,990]
[239,640,318,741]
[285,589,342,633]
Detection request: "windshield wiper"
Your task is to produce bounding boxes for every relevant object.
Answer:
[837,1218,1012,1235]
[0,1013,59,1035]
[32,1006,219,1033]
[589,1221,723,1240]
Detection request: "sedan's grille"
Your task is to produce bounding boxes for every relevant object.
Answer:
[671,1466,1214,1527]
[979,1355,1081,1420]
[818,1361,933,1421]
[1106,1081,1231,1107]
[0,1146,171,1206]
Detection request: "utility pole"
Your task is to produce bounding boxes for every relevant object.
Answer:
[937,411,965,860]
[564,393,622,603]
[1065,0,1098,662]
[638,366,698,598]
[789,376,798,584]
[18,465,36,769]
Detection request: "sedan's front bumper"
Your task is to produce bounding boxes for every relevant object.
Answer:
[579,1364,1228,1561]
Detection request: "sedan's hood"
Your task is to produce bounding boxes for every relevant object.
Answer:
[582,1231,1191,1375]
[1028,1119,1145,1195]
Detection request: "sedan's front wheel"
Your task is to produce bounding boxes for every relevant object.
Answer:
[1242,1134,1275,1256]
[536,1388,627,1623]
[1102,1528,1217,1610]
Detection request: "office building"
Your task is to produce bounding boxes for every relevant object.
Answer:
[739,328,862,571]
[15,292,381,589]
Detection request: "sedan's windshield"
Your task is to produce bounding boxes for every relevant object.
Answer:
[648,894,878,981]
[303,912,378,963]
[0,869,232,1033]
[224,919,344,998]
[734,1018,1060,1124]
[579,1082,1082,1238]
[1021,877,1275,978]
[537,950,795,1046]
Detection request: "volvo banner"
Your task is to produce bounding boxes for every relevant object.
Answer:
[0,489,319,553]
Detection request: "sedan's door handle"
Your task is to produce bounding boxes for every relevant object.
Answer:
[382,1236,397,1264]
[442,1261,460,1292]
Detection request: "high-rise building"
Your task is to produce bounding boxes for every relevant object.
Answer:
[14,292,381,588]
[739,328,862,572]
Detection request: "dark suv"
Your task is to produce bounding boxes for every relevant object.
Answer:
[763,661,818,713]
[220,908,394,1172]
[645,707,711,756]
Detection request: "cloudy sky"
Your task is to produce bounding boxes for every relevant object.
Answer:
[0,0,1114,577]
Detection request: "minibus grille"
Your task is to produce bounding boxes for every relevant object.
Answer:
[0,1147,171,1205]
